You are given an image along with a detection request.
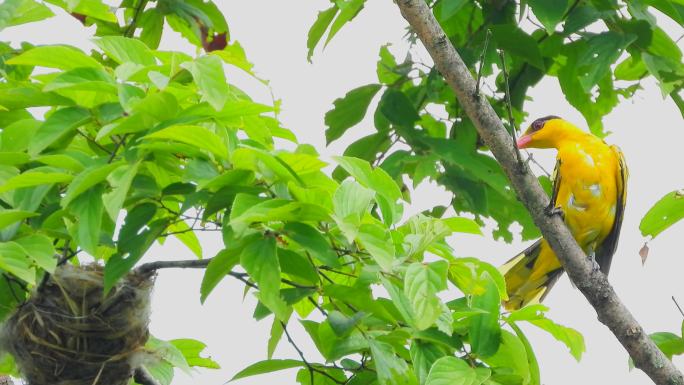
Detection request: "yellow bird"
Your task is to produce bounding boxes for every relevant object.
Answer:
[501,116,628,310]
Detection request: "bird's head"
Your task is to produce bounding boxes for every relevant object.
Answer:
[516,115,568,149]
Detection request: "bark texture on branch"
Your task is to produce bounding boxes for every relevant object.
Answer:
[394,1,683,384]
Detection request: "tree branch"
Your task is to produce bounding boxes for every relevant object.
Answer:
[136,258,211,274]
[393,1,684,384]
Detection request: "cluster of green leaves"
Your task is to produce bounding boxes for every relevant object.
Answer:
[312,0,684,242]
[0,1,586,385]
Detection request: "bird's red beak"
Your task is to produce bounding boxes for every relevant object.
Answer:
[517,134,532,149]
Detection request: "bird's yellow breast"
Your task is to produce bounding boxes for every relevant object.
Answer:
[556,138,619,253]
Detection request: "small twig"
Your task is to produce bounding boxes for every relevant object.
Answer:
[136,258,211,274]
[134,367,161,385]
[77,130,112,156]
[124,0,149,38]
[281,278,318,290]
[475,30,491,96]
[498,49,525,169]
[57,240,75,266]
[672,296,684,318]
[160,227,221,237]
[281,322,346,384]
[524,152,552,177]
[373,135,401,167]
[107,134,129,163]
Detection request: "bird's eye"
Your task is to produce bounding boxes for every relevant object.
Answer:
[529,115,561,133]
[531,120,544,132]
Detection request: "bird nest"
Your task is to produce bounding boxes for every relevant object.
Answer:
[1,264,155,385]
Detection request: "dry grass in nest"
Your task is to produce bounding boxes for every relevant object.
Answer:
[1,264,155,385]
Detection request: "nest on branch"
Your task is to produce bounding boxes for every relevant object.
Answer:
[1,264,155,385]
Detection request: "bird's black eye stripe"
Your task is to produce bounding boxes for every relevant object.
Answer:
[530,115,561,132]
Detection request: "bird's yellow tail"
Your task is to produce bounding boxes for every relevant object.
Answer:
[500,240,564,310]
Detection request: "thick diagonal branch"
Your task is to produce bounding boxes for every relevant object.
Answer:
[394,1,683,384]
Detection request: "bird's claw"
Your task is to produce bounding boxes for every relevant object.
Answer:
[544,205,564,219]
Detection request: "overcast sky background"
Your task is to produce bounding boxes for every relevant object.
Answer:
[4,1,684,384]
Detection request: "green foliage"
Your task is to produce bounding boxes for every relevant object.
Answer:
[318,0,684,241]
[0,1,595,385]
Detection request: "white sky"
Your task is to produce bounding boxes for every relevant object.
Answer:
[3,1,684,384]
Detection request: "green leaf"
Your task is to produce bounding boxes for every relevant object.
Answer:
[0,171,73,194]
[333,180,374,241]
[369,339,410,385]
[278,249,318,285]
[200,247,241,303]
[211,41,255,75]
[426,356,488,385]
[146,335,191,372]
[527,0,571,33]
[47,0,117,22]
[380,276,416,326]
[62,162,122,208]
[69,186,104,256]
[1,118,40,152]
[323,284,395,323]
[94,36,157,66]
[29,107,91,155]
[490,24,545,70]
[181,55,230,110]
[167,220,203,258]
[509,322,541,385]
[170,338,220,369]
[578,31,636,91]
[651,332,684,359]
[7,45,102,70]
[231,359,304,381]
[325,84,381,144]
[144,124,228,159]
[410,341,445,385]
[528,318,585,361]
[0,0,54,30]
[640,190,684,238]
[307,5,338,61]
[377,44,403,84]
[325,0,366,46]
[14,234,57,272]
[645,0,684,25]
[469,272,501,357]
[139,8,164,49]
[357,223,395,270]
[379,89,420,127]
[0,209,37,229]
[267,316,285,359]
[482,330,530,384]
[105,216,168,292]
[442,217,482,235]
[404,261,448,330]
[0,241,34,284]
[103,162,139,221]
[240,237,289,320]
[334,156,402,201]
[283,222,338,267]
[327,310,364,337]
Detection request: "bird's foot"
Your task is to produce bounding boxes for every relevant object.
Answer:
[544,205,564,219]
[587,252,601,272]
